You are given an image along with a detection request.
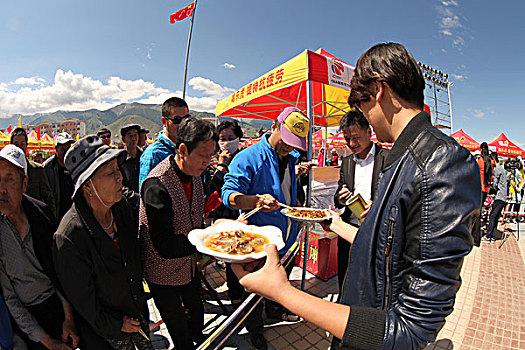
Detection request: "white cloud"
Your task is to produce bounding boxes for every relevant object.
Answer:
[473,109,485,118]
[452,74,466,80]
[436,0,467,51]
[135,43,155,67]
[223,63,236,69]
[188,77,234,99]
[11,77,46,86]
[0,70,233,117]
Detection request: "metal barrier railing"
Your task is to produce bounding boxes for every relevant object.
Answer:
[197,225,308,350]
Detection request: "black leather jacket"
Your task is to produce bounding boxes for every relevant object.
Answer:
[337,112,481,349]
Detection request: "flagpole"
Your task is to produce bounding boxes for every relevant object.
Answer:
[182,0,198,99]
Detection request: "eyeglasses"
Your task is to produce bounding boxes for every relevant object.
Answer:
[165,114,191,125]
[99,135,111,140]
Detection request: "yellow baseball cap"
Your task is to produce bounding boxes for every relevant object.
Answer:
[278,107,310,151]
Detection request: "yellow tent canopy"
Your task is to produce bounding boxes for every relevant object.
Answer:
[216,48,354,128]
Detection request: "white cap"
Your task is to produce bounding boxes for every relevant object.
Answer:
[0,145,27,175]
[56,132,74,145]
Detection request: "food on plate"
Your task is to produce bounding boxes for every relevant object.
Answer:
[204,229,269,255]
[286,208,329,219]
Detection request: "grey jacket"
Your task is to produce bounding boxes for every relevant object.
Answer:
[493,164,508,202]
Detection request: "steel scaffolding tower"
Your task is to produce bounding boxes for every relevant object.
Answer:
[418,62,453,134]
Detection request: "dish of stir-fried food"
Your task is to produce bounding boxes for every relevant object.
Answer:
[286,208,329,219]
[204,229,269,255]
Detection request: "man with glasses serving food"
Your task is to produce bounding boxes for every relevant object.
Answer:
[139,97,191,189]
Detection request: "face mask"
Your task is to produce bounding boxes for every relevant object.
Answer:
[219,138,240,154]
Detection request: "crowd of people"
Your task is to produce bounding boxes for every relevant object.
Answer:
[0,42,499,350]
[472,143,524,244]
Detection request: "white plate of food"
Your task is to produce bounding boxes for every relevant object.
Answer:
[188,221,285,263]
[281,207,331,223]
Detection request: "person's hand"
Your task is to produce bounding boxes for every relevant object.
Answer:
[255,194,279,212]
[319,210,342,232]
[218,150,233,166]
[337,185,353,205]
[61,319,79,348]
[360,201,373,219]
[231,245,291,302]
[296,162,313,177]
[40,334,73,350]
[121,315,141,333]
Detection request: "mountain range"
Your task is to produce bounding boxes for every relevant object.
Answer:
[0,103,273,140]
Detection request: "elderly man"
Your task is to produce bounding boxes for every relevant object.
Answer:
[119,124,142,212]
[139,97,190,188]
[97,128,112,147]
[233,43,480,350]
[0,145,79,350]
[221,107,311,349]
[43,133,75,221]
[140,117,217,349]
[10,128,56,215]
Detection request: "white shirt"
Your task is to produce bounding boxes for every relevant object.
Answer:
[350,144,376,225]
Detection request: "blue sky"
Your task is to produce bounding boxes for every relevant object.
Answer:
[1,0,524,146]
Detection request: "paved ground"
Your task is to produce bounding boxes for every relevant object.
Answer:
[146,221,525,349]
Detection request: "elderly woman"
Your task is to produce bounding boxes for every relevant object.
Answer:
[53,135,153,350]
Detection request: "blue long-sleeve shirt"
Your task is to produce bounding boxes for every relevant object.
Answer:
[221,134,299,253]
[139,133,177,190]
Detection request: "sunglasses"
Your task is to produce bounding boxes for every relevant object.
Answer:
[165,114,191,125]
[99,135,111,139]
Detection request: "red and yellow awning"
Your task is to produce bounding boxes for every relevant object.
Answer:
[216,49,354,127]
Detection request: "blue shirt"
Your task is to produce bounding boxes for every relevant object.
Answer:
[139,133,177,190]
[0,296,13,350]
[221,134,299,253]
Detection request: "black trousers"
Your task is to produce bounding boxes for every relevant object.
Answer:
[486,199,506,240]
[13,293,64,350]
[148,275,204,350]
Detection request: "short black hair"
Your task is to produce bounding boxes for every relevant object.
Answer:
[162,97,189,117]
[217,119,243,139]
[348,42,425,109]
[10,127,27,143]
[490,152,499,163]
[97,128,111,137]
[339,110,370,132]
[176,117,218,154]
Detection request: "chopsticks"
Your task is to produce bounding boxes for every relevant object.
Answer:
[237,201,294,222]
[277,202,294,210]
[138,328,150,341]
[237,206,262,221]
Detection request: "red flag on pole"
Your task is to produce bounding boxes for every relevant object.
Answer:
[36,126,41,141]
[170,2,195,23]
[6,125,12,134]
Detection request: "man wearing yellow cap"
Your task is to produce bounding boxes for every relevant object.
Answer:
[221,106,310,349]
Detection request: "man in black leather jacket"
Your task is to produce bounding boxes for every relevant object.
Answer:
[232,42,481,350]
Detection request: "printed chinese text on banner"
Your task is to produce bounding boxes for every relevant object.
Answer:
[216,49,355,127]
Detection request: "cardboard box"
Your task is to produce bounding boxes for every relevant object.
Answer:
[296,231,338,281]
